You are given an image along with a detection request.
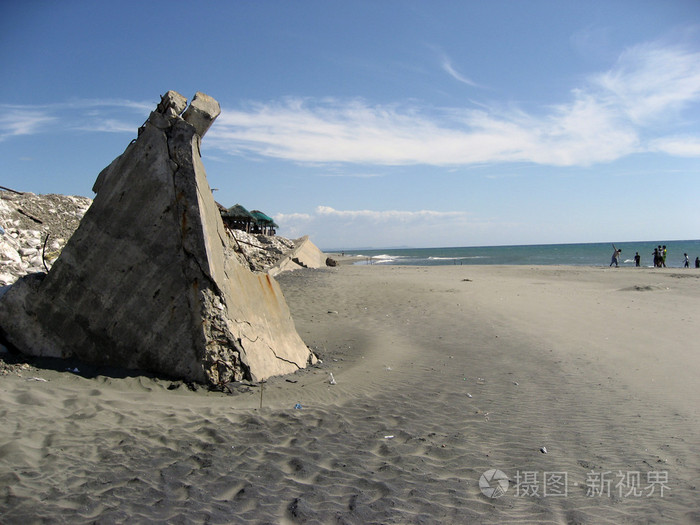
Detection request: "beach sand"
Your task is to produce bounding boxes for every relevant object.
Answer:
[1,264,699,524]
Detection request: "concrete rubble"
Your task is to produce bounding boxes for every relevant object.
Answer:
[0,192,91,286]
[268,236,331,276]
[0,91,316,386]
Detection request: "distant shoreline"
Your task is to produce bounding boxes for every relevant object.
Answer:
[326,239,700,268]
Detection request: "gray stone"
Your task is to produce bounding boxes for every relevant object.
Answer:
[157,90,188,117]
[268,236,329,276]
[182,92,221,138]
[0,91,315,385]
[147,110,171,130]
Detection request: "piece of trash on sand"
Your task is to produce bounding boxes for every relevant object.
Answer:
[513,381,519,386]
[294,403,302,410]
[65,367,79,373]
[328,373,336,385]
[466,393,473,398]
[26,377,48,382]
[384,435,395,439]
[540,446,548,454]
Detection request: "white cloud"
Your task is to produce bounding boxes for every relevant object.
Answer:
[275,206,469,232]
[274,211,313,222]
[315,205,466,221]
[649,135,700,157]
[207,42,700,169]
[317,171,384,178]
[209,95,638,167]
[592,42,700,124]
[273,205,482,248]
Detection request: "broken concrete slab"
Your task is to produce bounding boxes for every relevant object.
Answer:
[182,92,220,138]
[157,90,188,117]
[0,91,315,386]
[268,236,330,276]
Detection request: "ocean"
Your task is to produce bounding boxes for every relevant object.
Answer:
[341,240,700,268]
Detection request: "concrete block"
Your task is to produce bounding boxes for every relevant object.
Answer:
[182,92,221,137]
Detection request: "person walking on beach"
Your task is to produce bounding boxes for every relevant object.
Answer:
[662,245,667,267]
[610,244,622,267]
[684,253,689,268]
[696,256,700,269]
[653,248,659,267]
[634,252,641,267]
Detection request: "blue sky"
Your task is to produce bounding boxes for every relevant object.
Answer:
[1,1,699,250]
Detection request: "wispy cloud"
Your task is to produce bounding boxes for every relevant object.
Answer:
[317,171,384,178]
[592,43,700,124]
[314,205,466,221]
[649,135,700,157]
[72,119,139,134]
[274,205,479,247]
[0,109,57,140]
[0,99,153,141]
[440,56,478,87]
[208,94,639,167]
[208,40,700,168]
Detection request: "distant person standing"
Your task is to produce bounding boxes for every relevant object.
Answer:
[653,248,659,267]
[662,245,667,267]
[634,252,641,267]
[610,244,622,267]
[684,253,689,268]
[695,256,700,268]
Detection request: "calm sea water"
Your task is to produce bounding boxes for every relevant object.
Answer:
[342,240,700,268]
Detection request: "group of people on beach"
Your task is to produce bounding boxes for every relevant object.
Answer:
[610,244,699,268]
[651,245,667,267]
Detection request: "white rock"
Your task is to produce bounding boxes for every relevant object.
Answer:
[28,255,44,267]
[0,243,21,264]
[25,237,42,249]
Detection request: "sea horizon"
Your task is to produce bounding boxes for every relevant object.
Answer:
[332,239,700,268]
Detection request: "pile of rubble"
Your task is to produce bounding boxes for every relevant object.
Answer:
[230,229,297,272]
[0,190,91,285]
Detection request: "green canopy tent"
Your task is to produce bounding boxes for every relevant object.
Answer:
[250,210,279,236]
[222,204,256,233]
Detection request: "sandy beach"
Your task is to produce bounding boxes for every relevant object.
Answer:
[1,263,699,524]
